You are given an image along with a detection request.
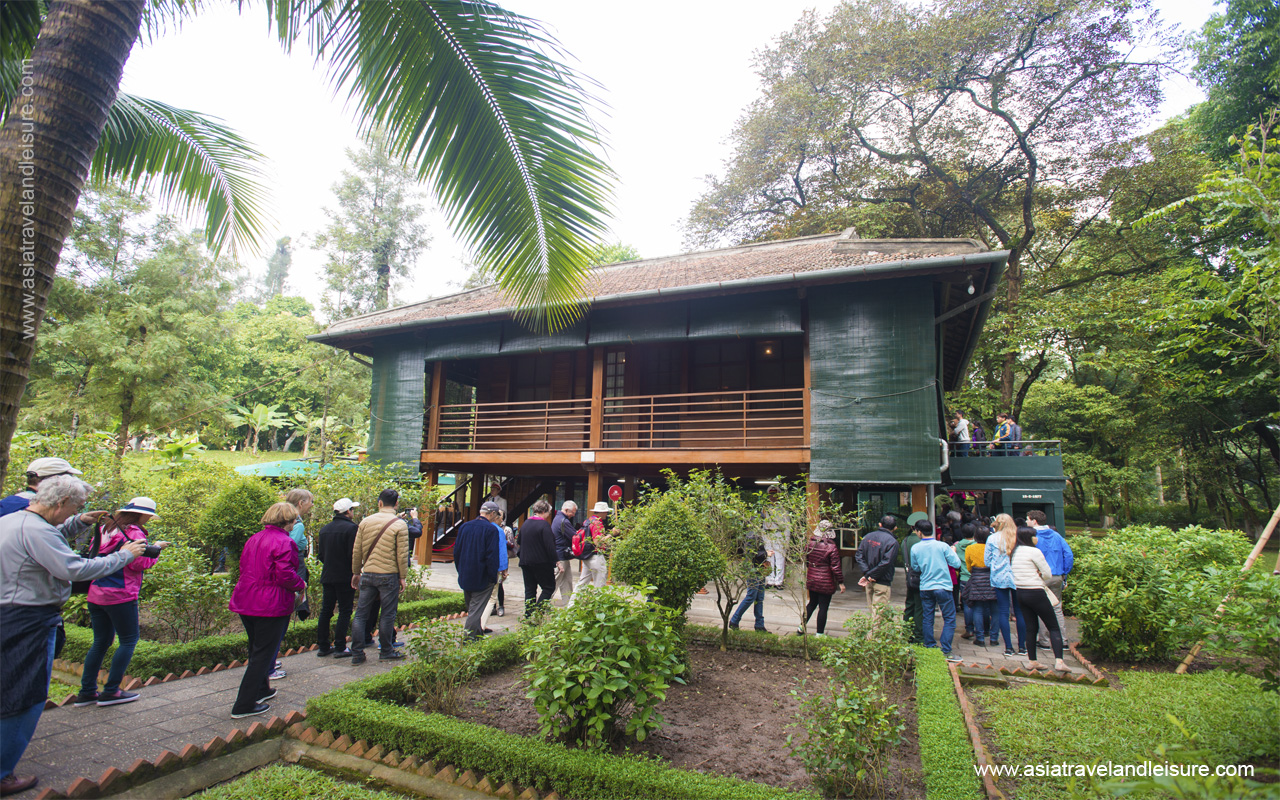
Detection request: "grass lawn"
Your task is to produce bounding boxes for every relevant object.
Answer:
[195,764,406,800]
[973,671,1279,800]
[49,678,78,699]
[124,449,295,473]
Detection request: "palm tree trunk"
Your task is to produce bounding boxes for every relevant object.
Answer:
[0,0,145,487]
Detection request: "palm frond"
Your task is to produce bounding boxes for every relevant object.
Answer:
[92,93,273,255]
[271,0,615,330]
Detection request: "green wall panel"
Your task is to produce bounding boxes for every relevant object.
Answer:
[422,324,503,360]
[687,292,802,338]
[809,279,941,484]
[587,304,688,345]
[500,319,589,354]
[368,337,426,469]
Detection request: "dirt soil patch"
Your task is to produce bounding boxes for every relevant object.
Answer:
[450,645,925,797]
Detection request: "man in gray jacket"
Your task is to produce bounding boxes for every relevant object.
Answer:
[0,476,147,796]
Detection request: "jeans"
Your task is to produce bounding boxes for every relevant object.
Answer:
[802,591,833,634]
[730,581,766,629]
[956,441,970,458]
[994,586,1027,651]
[82,600,140,694]
[971,599,995,643]
[522,562,556,616]
[961,584,974,633]
[0,623,56,779]
[920,588,957,654]
[233,614,289,714]
[317,583,355,651]
[463,584,495,636]
[351,573,401,657]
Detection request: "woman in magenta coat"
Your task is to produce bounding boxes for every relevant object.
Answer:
[799,520,845,636]
[228,502,306,719]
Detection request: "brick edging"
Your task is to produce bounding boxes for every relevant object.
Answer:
[45,611,470,709]
[284,724,561,800]
[1067,642,1109,684]
[950,660,1108,687]
[946,661,1005,800]
[33,711,308,799]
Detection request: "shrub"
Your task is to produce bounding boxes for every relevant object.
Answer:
[609,493,725,613]
[293,461,448,551]
[1177,566,1280,692]
[144,461,239,550]
[139,543,233,641]
[403,619,483,714]
[683,623,839,659]
[522,585,686,749]
[1068,525,1252,661]
[828,610,915,685]
[195,764,408,800]
[913,646,983,800]
[5,431,128,506]
[788,677,903,799]
[195,478,276,575]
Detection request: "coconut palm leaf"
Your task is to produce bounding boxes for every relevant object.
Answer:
[269,0,615,329]
[90,93,272,256]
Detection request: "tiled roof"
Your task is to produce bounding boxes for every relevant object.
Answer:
[318,231,990,339]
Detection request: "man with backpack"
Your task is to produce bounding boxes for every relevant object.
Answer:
[569,502,611,602]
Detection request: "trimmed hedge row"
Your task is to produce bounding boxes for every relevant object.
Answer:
[62,592,467,681]
[913,646,982,800]
[307,635,816,800]
[683,623,835,658]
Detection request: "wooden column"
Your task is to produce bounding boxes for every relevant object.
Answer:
[426,361,445,450]
[587,470,602,511]
[807,481,821,530]
[417,469,438,563]
[469,473,484,519]
[589,347,604,450]
[624,476,636,504]
[911,485,928,513]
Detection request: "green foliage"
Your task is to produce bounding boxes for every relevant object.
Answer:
[1189,0,1280,159]
[827,610,915,685]
[143,460,238,548]
[682,623,838,659]
[194,478,276,574]
[292,461,446,551]
[59,592,466,680]
[3,431,126,507]
[975,670,1280,800]
[195,764,408,800]
[788,676,903,799]
[306,663,811,800]
[1178,567,1280,692]
[1068,525,1253,661]
[913,646,983,800]
[402,619,483,714]
[610,492,726,614]
[139,543,233,642]
[523,585,686,749]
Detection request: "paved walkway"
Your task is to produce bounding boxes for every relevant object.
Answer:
[14,562,1080,797]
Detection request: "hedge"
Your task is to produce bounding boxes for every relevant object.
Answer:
[61,591,467,680]
[913,646,983,800]
[307,634,816,800]
[683,623,836,659]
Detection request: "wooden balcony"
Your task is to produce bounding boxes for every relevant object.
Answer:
[424,388,809,474]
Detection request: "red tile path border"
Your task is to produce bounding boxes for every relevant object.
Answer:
[947,661,1007,800]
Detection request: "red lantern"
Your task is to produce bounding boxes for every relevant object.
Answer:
[608,484,623,502]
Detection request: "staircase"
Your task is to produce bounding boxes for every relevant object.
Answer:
[430,476,555,562]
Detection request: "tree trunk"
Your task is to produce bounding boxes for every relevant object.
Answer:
[69,364,91,439]
[115,383,134,465]
[998,249,1023,412]
[302,427,311,457]
[374,241,391,310]
[283,432,297,452]
[0,0,145,488]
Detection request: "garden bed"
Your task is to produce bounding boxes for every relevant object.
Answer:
[449,644,926,797]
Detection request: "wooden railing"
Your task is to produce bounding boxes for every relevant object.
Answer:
[431,388,806,452]
[602,388,805,449]
[437,398,591,450]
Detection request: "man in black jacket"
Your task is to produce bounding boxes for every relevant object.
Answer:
[550,501,578,605]
[856,515,900,627]
[315,498,360,656]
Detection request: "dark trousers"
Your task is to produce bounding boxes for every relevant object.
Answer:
[494,581,505,609]
[802,591,833,634]
[317,583,355,651]
[522,562,556,616]
[82,600,140,694]
[1017,588,1064,662]
[233,614,289,714]
[904,586,925,642]
[351,573,400,657]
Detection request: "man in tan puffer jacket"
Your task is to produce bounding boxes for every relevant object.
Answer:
[349,488,408,665]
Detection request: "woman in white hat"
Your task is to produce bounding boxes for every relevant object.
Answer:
[75,498,169,707]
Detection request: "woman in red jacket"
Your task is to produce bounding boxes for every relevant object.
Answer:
[799,520,845,636]
[227,502,306,719]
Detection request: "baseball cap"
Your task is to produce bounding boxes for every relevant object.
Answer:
[333,498,360,513]
[480,501,502,514]
[26,457,82,478]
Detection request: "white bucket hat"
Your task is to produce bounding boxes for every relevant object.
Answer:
[116,497,159,518]
[591,501,612,514]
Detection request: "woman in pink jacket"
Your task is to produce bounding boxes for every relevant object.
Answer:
[228,502,306,719]
[76,498,169,707]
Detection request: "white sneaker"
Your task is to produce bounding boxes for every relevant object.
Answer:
[268,668,286,681]
[814,633,827,637]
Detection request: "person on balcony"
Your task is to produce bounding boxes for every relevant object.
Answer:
[989,413,1016,456]
[551,501,578,604]
[951,411,971,457]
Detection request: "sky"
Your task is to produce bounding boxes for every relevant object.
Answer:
[119,0,1220,317]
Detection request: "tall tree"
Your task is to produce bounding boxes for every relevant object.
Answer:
[0,0,614,486]
[685,0,1175,411]
[263,236,292,298]
[316,130,429,317]
[1189,0,1280,158]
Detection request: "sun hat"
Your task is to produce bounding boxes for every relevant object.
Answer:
[26,457,82,477]
[333,498,360,513]
[116,497,159,518]
[591,501,612,514]
[905,511,929,526]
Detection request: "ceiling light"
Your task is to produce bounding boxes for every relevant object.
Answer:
[966,275,976,295]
